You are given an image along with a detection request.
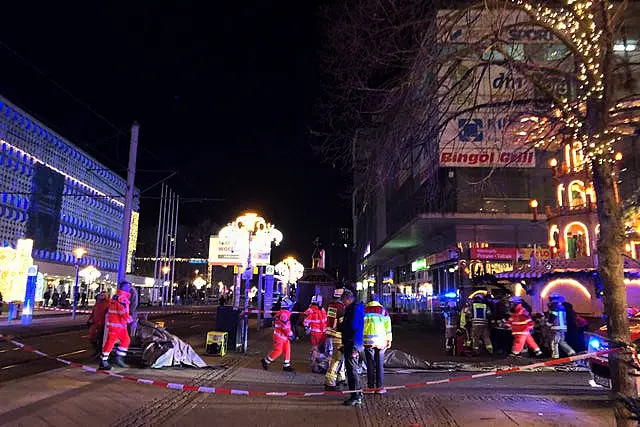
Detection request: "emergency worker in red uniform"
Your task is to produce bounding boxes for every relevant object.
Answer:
[99,281,133,370]
[261,297,295,372]
[87,291,109,357]
[505,297,543,357]
[303,295,327,370]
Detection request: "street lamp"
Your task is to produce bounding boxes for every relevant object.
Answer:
[72,247,86,319]
[161,265,170,305]
[529,199,539,222]
[275,256,304,294]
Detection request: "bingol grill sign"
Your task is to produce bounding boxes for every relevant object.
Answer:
[440,150,535,168]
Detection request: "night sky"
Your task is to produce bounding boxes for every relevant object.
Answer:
[0,1,350,263]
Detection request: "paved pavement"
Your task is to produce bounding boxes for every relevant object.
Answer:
[0,312,619,426]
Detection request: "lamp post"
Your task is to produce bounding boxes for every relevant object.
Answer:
[161,265,170,305]
[529,199,539,222]
[72,247,86,319]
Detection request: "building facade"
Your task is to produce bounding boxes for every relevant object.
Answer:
[353,8,564,311]
[354,6,640,312]
[0,95,139,300]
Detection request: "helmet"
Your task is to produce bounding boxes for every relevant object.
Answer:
[549,293,565,303]
[509,296,522,304]
[96,291,107,302]
[472,294,484,302]
[311,295,323,306]
[281,297,294,310]
[333,288,344,299]
[447,300,457,309]
[341,289,355,301]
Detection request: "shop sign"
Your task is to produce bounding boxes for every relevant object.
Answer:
[208,236,242,266]
[411,258,427,272]
[425,248,459,267]
[471,247,517,260]
[518,247,552,260]
[440,149,535,168]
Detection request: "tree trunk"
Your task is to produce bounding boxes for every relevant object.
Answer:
[592,160,638,426]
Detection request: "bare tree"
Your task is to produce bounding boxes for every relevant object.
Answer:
[318,0,640,422]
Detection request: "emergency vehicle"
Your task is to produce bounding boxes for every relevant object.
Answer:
[585,318,640,389]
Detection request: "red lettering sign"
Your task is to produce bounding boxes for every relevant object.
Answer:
[439,150,535,168]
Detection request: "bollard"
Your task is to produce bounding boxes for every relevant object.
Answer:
[7,301,20,321]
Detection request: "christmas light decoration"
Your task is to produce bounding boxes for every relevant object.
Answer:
[507,0,623,165]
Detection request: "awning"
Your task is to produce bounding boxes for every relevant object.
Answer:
[495,270,543,279]
[362,212,547,269]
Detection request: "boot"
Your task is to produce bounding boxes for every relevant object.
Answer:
[343,394,363,407]
[114,355,130,368]
[98,360,111,371]
[283,365,295,372]
[261,359,269,370]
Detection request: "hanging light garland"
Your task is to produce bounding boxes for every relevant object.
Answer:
[509,0,618,164]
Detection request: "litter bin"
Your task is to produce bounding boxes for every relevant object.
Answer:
[206,331,227,356]
[216,306,242,352]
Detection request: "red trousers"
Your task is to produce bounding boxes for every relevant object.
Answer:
[511,333,539,354]
[102,326,131,354]
[310,333,325,347]
[267,339,291,365]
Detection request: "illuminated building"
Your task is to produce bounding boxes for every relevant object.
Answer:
[0,95,140,292]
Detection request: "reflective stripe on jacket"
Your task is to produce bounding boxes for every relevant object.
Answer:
[363,301,392,348]
[274,309,293,342]
[505,304,533,334]
[325,301,344,338]
[304,305,327,334]
[106,290,131,328]
[548,302,568,331]
[471,303,489,325]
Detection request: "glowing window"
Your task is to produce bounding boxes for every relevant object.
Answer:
[568,180,586,208]
[564,221,590,258]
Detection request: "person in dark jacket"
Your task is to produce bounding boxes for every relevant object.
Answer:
[337,289,365,407]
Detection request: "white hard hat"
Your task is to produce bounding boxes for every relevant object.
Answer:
[311,295,323,306]
[333,288,344,298]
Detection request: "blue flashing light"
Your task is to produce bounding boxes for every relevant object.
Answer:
[444,292,458,299]
[589,337,601,350]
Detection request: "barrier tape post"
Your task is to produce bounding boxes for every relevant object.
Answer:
[0,333,622,398]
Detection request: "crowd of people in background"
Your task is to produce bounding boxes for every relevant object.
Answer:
[443,291,588,358]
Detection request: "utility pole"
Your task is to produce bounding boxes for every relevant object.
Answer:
[118,122,139,284]
[153,183,166,304]
[169,195,179,305]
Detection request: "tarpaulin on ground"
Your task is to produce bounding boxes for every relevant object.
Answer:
[135,320,207,369]
[377,349,590,373]
[383,349,431,370]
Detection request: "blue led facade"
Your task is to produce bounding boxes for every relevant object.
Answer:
[0,95,139,272]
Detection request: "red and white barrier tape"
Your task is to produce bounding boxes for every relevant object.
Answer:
[243,309,304,315]
[34,307,217,317]
[35,306,92,315]
[0,333,621,397]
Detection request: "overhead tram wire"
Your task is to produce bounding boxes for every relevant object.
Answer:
[0,40,187,193]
